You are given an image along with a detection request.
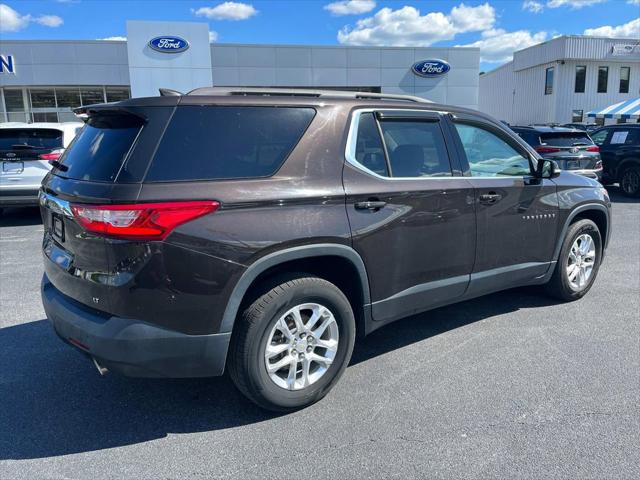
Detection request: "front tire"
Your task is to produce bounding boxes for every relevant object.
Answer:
[228,275,355,411]
[620,165,640,197]
[545,219,602,302]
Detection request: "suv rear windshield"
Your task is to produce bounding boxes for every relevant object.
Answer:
[0,129,63,151]
[145,106,316,182]
[540,132,593,147]
[53,114,143,182]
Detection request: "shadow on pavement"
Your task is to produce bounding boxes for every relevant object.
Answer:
[606,186,639,204]
[0,287,558,460]
[0,207,42,227]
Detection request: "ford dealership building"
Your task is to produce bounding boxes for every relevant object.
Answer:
[0,20,480,123]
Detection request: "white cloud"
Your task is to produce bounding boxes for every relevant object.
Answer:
[337,3,496,46]
[0,3,63,32]
[627,0,640,4]
[34,15,64,27]
[522,1,544,13]
[547,0,606,8]
[209,30,219,42]
[324,1,376,16]
[458,28,549,63]
[584,17,640,38]
[194,2,257,20]
[100,36,127,41]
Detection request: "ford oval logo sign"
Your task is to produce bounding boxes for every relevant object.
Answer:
[412,59,450,77]
[148,36,189,53]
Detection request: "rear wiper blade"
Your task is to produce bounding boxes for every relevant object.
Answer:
[572,142,590,146]
[11,143,45,150]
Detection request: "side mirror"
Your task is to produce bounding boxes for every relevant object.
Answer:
[536,158,560,179]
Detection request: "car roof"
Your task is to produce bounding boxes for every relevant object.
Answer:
[511,125,583,133]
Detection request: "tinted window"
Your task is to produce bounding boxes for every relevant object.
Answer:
[597,67,608,93]
[455,123,531,177]
[54,114,142,182]
[545,67,554,95]
[354,113,388,176]
[514,130,540,147]
[590,129,608,145]
[620,67,630,94]
[575,66,586,93]
[146,107,315,182]
[380,120,451,177]
[0,128,63,151]
[539,132,593,147]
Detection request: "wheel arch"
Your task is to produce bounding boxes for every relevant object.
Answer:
[616,158,640,182]
[219,244,372,337]
[553,203,610,263]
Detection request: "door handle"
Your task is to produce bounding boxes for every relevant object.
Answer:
[354,200,387,211]
[479,192,502,204]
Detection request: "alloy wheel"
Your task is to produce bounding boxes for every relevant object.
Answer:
[264,303,339,390]
[566,233,596,290]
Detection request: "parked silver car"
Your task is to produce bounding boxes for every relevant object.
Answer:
[0,122,83,213]
[511,125,602,180]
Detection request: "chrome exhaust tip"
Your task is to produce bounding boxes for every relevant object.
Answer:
[92,357,109,376]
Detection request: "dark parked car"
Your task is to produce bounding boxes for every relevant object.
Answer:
[40,88,611,411]
[590,124,640,197]
[511,125,602,180]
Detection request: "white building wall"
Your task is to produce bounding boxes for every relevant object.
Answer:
[210,44,480,109]
[478,63,515,122]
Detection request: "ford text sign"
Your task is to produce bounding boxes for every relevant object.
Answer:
[412,59,450,77]
[148,36,189,53]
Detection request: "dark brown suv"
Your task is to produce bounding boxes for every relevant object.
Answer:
[40,88,611,410]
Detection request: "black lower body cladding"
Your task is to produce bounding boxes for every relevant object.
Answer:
[42,275,231,377]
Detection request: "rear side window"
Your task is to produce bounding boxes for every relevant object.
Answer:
[0,129,63,151]
[380,120,452,177]
[354,113,387,176]
[146,106,316,182]
[540,132,593,147]
[54,114,143,182]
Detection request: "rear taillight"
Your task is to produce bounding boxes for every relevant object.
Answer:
[70,201,219,240]
[586,145,600,152]
[535,146,561,154]
[39,148,65,161]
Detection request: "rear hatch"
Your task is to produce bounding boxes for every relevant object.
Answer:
[535,132,600,170]
[40,109,152,312]
[0,128,62,189]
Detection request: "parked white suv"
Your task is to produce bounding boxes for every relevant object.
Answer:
[0,122,83,213]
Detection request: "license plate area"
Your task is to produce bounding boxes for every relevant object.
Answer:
[565,160,579,170]
[52,214,65,242]
[2,161,24,174]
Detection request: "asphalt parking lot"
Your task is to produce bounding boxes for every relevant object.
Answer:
[0,189,638,480]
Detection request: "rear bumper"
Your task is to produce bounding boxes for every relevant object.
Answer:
[0,188,40,206]
[41,274,231,378]
[569,169,602,181]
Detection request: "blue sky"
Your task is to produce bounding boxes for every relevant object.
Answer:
[1,0,638,70]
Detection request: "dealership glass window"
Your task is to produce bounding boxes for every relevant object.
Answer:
[572,110,583,122]
[32,112,59,123]
[544,67,554,95]
[80,88,105,106]
[620,67,630,94]
[2,89,24,111]
[106,87,131,103]
[29,88,57,108]
[55,88,82,108]
[574,66,586,93]
[597,67,608,93]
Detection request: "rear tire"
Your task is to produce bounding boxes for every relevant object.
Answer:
[620,165,640,197]
[544,219,602,302]
[228,274,355,411]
